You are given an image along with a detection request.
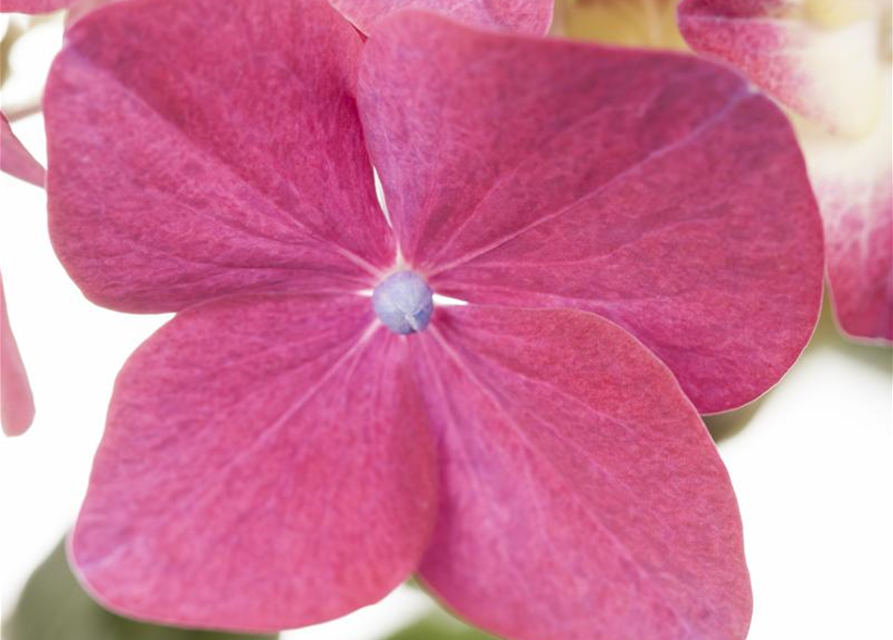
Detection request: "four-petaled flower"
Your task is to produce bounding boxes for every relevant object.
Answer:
[44,0,824,638]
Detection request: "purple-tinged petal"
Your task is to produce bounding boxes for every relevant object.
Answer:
[414,305,751,640]
[71,293,437,631]
[359,12,824,413]
[1,273,35,436]
[2,113,45,187]
[0,0,77,13]
[330,0,553,36]
[45,0,395,314]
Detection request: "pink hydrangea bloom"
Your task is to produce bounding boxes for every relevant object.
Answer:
[45,0,823,637]
[1,114,41,436]
[679,0,893,342]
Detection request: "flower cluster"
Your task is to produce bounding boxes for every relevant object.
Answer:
[6,0,879,638]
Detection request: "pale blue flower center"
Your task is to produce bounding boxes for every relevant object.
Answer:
[372,271,434,335]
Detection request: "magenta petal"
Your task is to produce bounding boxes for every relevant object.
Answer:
[46,0,395,313]
[678,0,893,342]
[0,0,77,13]
[414,305,751,640]
[330,0,552,35]
[71,293,437,631]
[360,12,824,413]
[2,114,45,187]
[1,273,35,436]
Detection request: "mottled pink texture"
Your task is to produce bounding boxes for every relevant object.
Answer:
[1,275,35,436]
[679,0,893,342]
[0,0,76,12]
[359,12,824,413]
[44,1,830,635]
[2,114,45,187]
[677,1,818,123]
[329,0,553,35]
[415,306,751,640]
[45,0,394,313]
[71,294,437,631]
[677,0,886,135]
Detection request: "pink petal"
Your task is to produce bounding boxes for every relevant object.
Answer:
[1,273,35,436]
[414,305,751,640]
[0,0,77,13]
[678,0,889,137]
[71,293,437,631]
[359,12,824,413]
[1,113,45,187]
[330,0,553,36]
[679,0,892,343]
[801,85,893,342]
[45,0,395,314]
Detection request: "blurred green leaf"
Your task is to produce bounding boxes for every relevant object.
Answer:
[383,609,501,640]
[3,540,276,640]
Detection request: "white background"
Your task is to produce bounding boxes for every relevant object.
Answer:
[1,15,892,640]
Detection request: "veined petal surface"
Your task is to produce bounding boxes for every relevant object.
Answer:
[680,0,893,342]
[414,305,751,640]
[45,0,394,313]
[71,294,437,631]
[359,12,824,413]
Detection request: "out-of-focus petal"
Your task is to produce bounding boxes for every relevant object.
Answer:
[330,0,553,36]
[0,0,77,13]
[1,273,35,436]
[71,293,437,631]
[45,0,394,314]
[800,78,892,341]
[414,305,751,640]
[1,113,45,187]
[359,12,824,413]
[678,0,888,137]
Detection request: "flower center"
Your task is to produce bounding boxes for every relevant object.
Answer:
[372,270,434,335]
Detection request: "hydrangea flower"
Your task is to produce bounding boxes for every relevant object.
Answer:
[45,0,824,637]
[679,0,893,342]
[1,114,42,436]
